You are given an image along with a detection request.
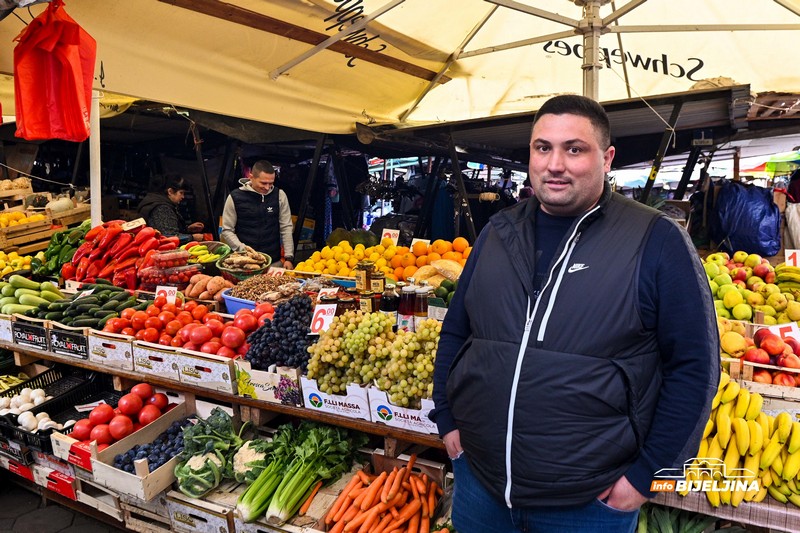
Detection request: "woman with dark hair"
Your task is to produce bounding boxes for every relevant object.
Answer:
[137,175,205,243]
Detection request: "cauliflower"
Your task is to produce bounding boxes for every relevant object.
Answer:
[186,452,223,471]
[232,439,272,483]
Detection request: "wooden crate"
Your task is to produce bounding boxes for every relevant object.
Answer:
[123,502,173,533]
[48,203,90,228]
[0,184,34,211]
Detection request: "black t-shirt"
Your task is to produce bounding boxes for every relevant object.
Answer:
[534,209,576,292]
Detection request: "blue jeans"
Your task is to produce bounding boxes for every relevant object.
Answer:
[451,455,639,533]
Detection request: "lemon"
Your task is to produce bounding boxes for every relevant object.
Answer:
[320,246,333,260]
[368,252,381,262]
[383,247,396,261]
[348,257,359,268]
[375,258,387,269]
[353,248,365,260]
[311,251,322,262]
[381,237,394,247]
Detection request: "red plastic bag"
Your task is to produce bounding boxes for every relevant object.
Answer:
[13,0,96,141]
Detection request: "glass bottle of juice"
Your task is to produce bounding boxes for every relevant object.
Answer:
[413,285,430,330]
[380,283,399,328]
[398,282,417,332]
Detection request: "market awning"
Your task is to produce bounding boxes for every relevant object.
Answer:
[1,0,799,134]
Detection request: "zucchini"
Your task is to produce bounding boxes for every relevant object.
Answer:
[18,294,51,307]
[1,304,36,315]
[8,275,42,291]
[72,318,101,327]
[0,297,17,307]
[39,282,64,298]
[14,288,40,299]
[1,284,16,298]
[39,291,62,303]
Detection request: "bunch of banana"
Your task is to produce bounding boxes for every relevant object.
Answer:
[685,372,800,508]
[183,243,227,264]
[775,263,800,293]
[0,372,29,392]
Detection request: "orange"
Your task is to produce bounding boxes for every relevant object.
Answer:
[460,258,467,267]
[412,241,429,257]
[403,265,418,279]
[390,254,403,268]
[452,237,469,253]
[431,239,452,255]
[396,246,410,255]
[426,252,442,263]
[415,255,428,267]
[463,246,472,259]
[394,266,405,280]
[442,251,462,261]
[400,253,417,268]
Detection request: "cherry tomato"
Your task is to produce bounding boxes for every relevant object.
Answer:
[158,311,176,326]
[144,316,163,330]
[143,327,160,343]
[191,306,209,321]
[148,393,169,411]
[117,393,143,416]
[138,405,161,426]
[89,404,115,425]
[71,419,93,441]
[165,320,182,336]
[131,311,149,330]
[131,383,154,400]
[90,424,113,445]
[108,415,134,440]
[146,305,161,317]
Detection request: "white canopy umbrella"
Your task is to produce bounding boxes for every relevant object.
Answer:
[0,0,798,134]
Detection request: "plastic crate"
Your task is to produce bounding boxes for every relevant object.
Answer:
[0,365,86,411]
[220,288,255,314]
[4,374,119,454]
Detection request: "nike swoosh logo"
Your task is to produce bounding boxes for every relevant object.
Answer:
[567,264,589,273]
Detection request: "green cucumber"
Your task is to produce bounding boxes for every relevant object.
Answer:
[46,302,71,312]
[98,313,118,328]
[8,275,42,291]
[1,304,36,315]
[19,294,51,307]
[115,298,139,312]
[93,309,118,318]
[71,318,101,327]
[110,291,131,302]
[101,299,121,310]
[59,316,73,326]
[76,303,99,314]
[70,296,99,307]
[44,312,64,321]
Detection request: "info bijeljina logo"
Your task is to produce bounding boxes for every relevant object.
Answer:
[650,458,760,493]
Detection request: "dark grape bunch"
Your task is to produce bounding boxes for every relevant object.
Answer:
[113,418,190,473]
[274,375,301,406]
[245,294,314,371]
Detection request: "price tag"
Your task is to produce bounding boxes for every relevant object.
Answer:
[381,229,400,245]
[64,280,82,291]
[317,287,339,302]
[310,304,337,335]
[786,250,800,267]
[767,322,800,343]
[121,218,146,231]
[156,285,178,304]
[74,400,109,413]
[411,238,430,248]
[76,288,94,300]
[266,267,287,277]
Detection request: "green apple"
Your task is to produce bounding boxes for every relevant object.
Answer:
[744,253,763,269]
[763,315,777,325]
[732,250,749,264]
[723,290,744,309]
[705,253,727,266]
[704,262,721,279]
[713,273,733,287]
[716,308,731,319]
[731,303,753,321]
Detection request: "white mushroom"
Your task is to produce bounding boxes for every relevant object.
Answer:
[32,396,45,406]
[0,397,10,409]
[18,411,37,431]
[30,389,45,399]
[35,412,49,421]
[62,420,75,429]
[8,408,20,415]
[0,408,9,416]
[18,402,34,412]
[37,418,56,431]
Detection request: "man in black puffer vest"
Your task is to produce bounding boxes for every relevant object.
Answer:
[431,95,719,532]
[221,160,294,269]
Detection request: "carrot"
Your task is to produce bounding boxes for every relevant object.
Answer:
[387,467,405,501]
[350,486,367,497]
[357,470,372,485]
[357,507,382,533]
[361,470,388,510]
[329,519,346,533]
[403,455,417,483]
[435,485,443,496]
[342,502,361,523]
[413,475,427,495]
[420,494,428,519]
[350,500,390,533]
[385,499,422,531]
[390,506,400,518]
[327,477,361,524]
[298,480,323,516]
[427,483,437,516]
[407,510,420,533]
[419,515,430,533]
[382,469,398,503]
[370,511,395,533]
[410,475,420,502]
[334,493,358,524]
[402,481,412,491]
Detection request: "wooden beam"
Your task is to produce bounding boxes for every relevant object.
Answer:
[158,0,450,83]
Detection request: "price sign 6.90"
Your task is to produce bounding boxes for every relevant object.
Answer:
[155,285,177,304]
[310,304,337,335]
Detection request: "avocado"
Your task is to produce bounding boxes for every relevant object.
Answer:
[434,286,449,299]
[440,279,455,292]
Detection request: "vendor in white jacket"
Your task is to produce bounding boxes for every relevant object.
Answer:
[220,160,294,269]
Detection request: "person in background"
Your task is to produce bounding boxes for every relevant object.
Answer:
[786,168,800,202]
[518,177,534,200]
[137,175,204,244]
[430,94,719,532]
[221,160,294,269]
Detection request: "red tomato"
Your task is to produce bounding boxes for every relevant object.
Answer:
[253,302,274,318]
[90,424,113,445]
[108,415,134,440]
[146,305,161,317]
[235,308,254,318]
[182,342,199,352]
[138,405,161,426]
[201,341,222,354]
[162,303,178,315]
[89,403,115,425]
[71,419,93,441]
[233,313,258,333]
[120,308,136,321]
[131,311,149,330]
[148,393,169,411]
[217,346,237,358]
[117,393,143,416]
[237,343,250,356]
[158,311,176,326]
[191,305,209,321]
[144,316,163,330]
[97,443,110,452]
[189,325,213,345]
[179,323,199,343]
[221,326,246,349]
[158,334,173,346]
[165,320,182,336]
[135,330,147,341]
[205,319,224,337]
[154,295,167,308]
[131,423,142,433]
[257,314,271,327]
[121,327,136,337]
[170,336,184,348]
[142,327,160,343]
[203,313,223,324]
[176,311,194,326]
[131,383,154,400]
[183,300,197,312]
[113,408,122,416]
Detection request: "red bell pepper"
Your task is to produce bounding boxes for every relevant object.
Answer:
[75,257,91,281]
[97,260,118,280]
[158,242,177,251]
[83,225,104,242]
[61,262,76,280]
[103,220,126,227]
[160,235,180,246]
[107,232,133,257]
[138,237,159,256]
[133,227,156,246]
[97,224,123,250]
[86,257,107,279]
[140,248,157,269]
[113,257,138,273]
[116,245,141,262]
[88,246,106,262]
[71,242,94,266]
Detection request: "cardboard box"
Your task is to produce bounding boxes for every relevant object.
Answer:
[132,341,182,382]
[235,360,301,406]
[175,348,236,394]
[300,376,370,421]
[0,435,34,465]
[11,314,49,351]
[368,387,438,434]
[50,435,94,472]
[48,321,90,360]
[166,490,235,533]
[32,450,74,477]
[32,463,78,500]
[77,477,124,522]
[0,314,12,342]
[88,330,134,371]
[728,358,800,402]
[90,399,193,501]
[4,456,34,481]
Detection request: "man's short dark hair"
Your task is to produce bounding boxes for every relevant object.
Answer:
[532,95,611,149]
[252,160,276,176]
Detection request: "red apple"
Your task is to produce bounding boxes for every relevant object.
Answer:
[733,279,746,289]
[772,372,797,387]
[765,271,777,284]
[760,334,786,357]
[753,328,773,348]
[744,347,771,364]
[753,263,771,279]
[785,337,800,354]
[752,369,773,384]
[731,268,748,282]
[780,353,800,369]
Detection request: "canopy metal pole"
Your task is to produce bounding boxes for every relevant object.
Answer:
[673,145,701,200]
[293,135,326,245]
[581,0,605,101]
[640,102,683,204]
[448,136,477,242]
[90,90,102,225]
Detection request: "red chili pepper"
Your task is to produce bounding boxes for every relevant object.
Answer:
[88,246,105,262]
[103,220,126,227]
[183,241,199,250]
[113,257,138,272]
[97,260,118,280]
[141,248,157,269]
[116,245,141,262]
[133,227,156,246]
[97,224,123,250]
[107,232,133,257]
[60,263,77,280]
[86,257,107,279]
[75,257,91,281]
[83,225,104,242]
[71,242,94,266]
[161,235,180,246]
[138,237,159,256]
[158,242,177,251]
